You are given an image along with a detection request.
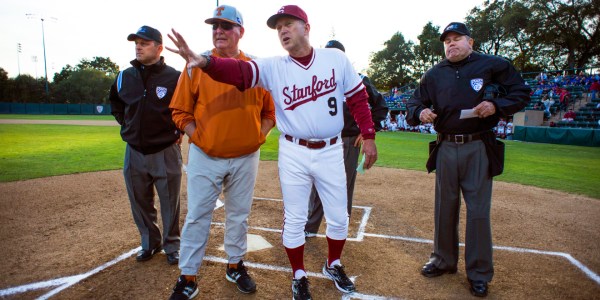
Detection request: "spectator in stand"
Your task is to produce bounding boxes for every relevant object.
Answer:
[535,72,547,84]
[590,79,600,100]
[541,94,554,119]
[554,73,563,84]
[559,87,570,111]
[397,112,406,131]
[505,118,514,140]
[563,109,576,121]
[495,118,507,139]
[532,86,543,97]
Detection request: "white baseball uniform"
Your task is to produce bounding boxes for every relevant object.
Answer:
[249,48,365,248]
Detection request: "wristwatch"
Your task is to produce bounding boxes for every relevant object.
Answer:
[201,54,211,69]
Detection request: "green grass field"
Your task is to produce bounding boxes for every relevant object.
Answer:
[1,115,599,199]
[0,114,115,120]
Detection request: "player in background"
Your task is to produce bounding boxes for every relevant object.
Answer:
[167,5,275,300]
[304,40,388,237]
[109,25,183,266]
[167,5,377,300]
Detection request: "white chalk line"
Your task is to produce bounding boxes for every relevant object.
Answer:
[249,198,600,286]
[0,247,140,299]
[2,197,598,298]
[203,256,388,300]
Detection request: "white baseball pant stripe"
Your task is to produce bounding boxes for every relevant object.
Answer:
[278,135,349,249]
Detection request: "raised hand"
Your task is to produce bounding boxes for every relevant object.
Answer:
[166,28,207,68]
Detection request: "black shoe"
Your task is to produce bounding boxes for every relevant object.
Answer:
[420,262,457,278]
[292,276,312,300]
[469,279,489,297]
[136,246,162,262]
[226,260,257,293]
[169,275,199,300]
[166,251,180,265]
[322,261,355,293]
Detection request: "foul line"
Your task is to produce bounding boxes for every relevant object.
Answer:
[1,197,598,299]
[249,197,600,286]
[0,247,140,299]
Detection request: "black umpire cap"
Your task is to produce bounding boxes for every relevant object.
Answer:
[439,22,471,41]
[325,40,345,52]
[127,25,162,44]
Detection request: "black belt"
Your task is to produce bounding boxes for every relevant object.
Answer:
[284,134,338,149]
[439,132,484,144]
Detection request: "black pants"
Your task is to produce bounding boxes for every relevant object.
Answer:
[123,144,182,254]
[429,140,494,282]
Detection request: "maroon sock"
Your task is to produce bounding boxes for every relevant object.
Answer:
[285,244,305,275]
[327,236,346,266]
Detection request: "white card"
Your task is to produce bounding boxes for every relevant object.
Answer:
[356,154,366,174]
[459,109,478,119]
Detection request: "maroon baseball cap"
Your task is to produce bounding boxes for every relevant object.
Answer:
[266,5,309,29]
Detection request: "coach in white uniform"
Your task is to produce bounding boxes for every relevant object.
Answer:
[168,5,378,300]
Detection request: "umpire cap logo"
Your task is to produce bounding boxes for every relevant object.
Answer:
[470,78,483,92]
[156,86,167,99]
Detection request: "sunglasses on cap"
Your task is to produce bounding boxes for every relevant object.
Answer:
[212,22,237,31]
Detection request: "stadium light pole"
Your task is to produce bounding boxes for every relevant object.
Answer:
[26,14,56,98]
[17,43,22,76]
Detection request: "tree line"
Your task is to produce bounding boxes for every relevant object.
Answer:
[367,0,599,91]
[0,57,119,104]
[1,0,598,104]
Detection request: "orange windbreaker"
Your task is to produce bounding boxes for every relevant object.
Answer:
[170,50,275,158]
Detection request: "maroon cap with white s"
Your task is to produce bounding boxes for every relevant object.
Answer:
[266,5,309,29]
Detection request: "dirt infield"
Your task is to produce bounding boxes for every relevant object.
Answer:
[1,140,599,299]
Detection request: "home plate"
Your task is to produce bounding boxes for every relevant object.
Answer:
[218,234,272,252]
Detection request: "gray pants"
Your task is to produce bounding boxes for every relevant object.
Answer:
[430,140,494,282]
[179,144,259,275]
[305,135,360,233]
[123,143,182,255]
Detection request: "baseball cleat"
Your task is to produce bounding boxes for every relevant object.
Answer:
[291,276,312,300]
[226,260,257,293]
[169,275,199,300]
[322,260,355,293]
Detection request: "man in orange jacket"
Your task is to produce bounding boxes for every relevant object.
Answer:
[167,5,275,300]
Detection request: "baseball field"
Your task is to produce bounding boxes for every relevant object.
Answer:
[0,118,599,299]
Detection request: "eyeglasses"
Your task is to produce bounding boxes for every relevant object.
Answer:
[212,22,237,31]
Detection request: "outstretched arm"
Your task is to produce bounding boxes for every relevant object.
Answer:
[166,28,255,91]
[166,28,208,68]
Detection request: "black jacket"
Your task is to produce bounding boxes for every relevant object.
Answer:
[406,52,530,133]
[342,74,388,137]
[109,57,181,154]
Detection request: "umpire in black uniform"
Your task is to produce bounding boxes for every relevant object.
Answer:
[406,22,530,297]
[109,25,183,265]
